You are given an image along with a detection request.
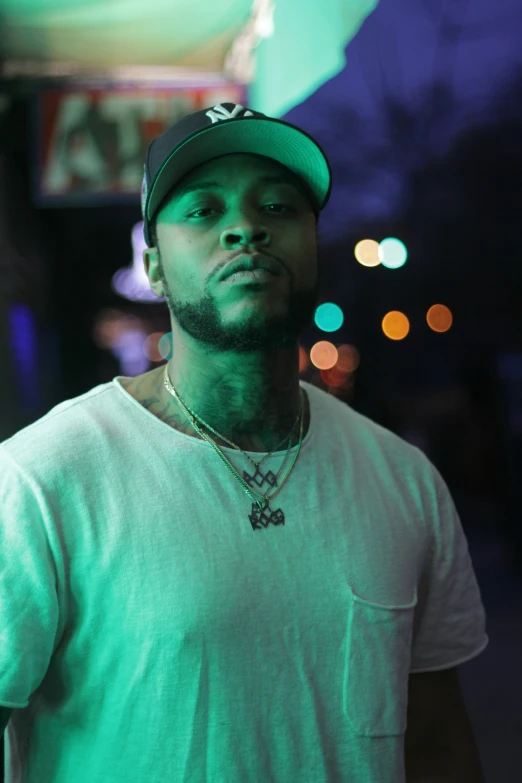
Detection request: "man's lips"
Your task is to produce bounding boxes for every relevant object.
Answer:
[219,253,281,281]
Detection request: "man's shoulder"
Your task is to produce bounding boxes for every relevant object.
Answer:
[308,382,433,474]
[0,381,121,473]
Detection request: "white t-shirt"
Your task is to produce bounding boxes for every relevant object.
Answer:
[0,376,489,783]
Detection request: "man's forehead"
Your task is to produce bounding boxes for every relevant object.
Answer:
[180,153,302,188]
[166,154,313,210]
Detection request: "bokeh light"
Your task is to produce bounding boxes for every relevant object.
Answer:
[321,366,354,388]
[310,340,338,370]
[320,343,360,390]
[427,304,453,333]
[336,344,360,372]
[314,302,344,332]
[92,309,142,349]
[354,239,381,267]
[158,331,174,360]
[143,332,165,362]
[298,344,310,374]
[382,311,410,340]
[378,238,408,269]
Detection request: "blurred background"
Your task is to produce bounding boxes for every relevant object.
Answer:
[1,0,521,780]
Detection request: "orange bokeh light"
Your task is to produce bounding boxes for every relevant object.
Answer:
[427,304,453,333]
[382,311,410,340]
[336,344,360,372]
[310,341,338,370]
[143,332,165,362]
[298,344,310,373]
[321,366,355,389]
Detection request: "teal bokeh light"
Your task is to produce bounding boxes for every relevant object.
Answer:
[158,332,173,360]
[314,302,344,332]
[379,238,408,269]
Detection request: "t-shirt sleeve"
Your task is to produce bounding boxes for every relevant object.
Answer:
[0,446,61,707]
[409,461,489,673]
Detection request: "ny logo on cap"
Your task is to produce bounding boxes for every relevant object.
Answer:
[205,104,254,124]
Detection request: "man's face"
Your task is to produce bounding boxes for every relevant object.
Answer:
[144,153,322,353]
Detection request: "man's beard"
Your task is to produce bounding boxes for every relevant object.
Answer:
[157,253,323,354]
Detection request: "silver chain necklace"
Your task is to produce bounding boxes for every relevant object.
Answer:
[162,364,305,530]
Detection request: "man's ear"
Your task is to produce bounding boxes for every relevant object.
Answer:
[143,246,164,297]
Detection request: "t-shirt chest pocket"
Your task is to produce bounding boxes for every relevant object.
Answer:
[343,585,418,737]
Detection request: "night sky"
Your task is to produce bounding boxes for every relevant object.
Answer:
[285,0,522,240]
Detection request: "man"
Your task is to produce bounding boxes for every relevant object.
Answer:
[0,103,488,782]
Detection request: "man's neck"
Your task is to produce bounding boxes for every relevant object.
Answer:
[158,357,307,453]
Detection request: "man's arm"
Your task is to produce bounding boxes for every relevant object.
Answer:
[404,668,485,783]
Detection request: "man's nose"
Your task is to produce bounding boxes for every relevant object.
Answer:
[221,225,271,249]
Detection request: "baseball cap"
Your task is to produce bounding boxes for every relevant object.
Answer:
[141,102,332,246]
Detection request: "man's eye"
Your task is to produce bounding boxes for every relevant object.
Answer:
[188,204,290,218]
[265,203,289,213]
[188,208,215,218]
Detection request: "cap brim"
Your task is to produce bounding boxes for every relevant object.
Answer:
[146,117,332,223]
